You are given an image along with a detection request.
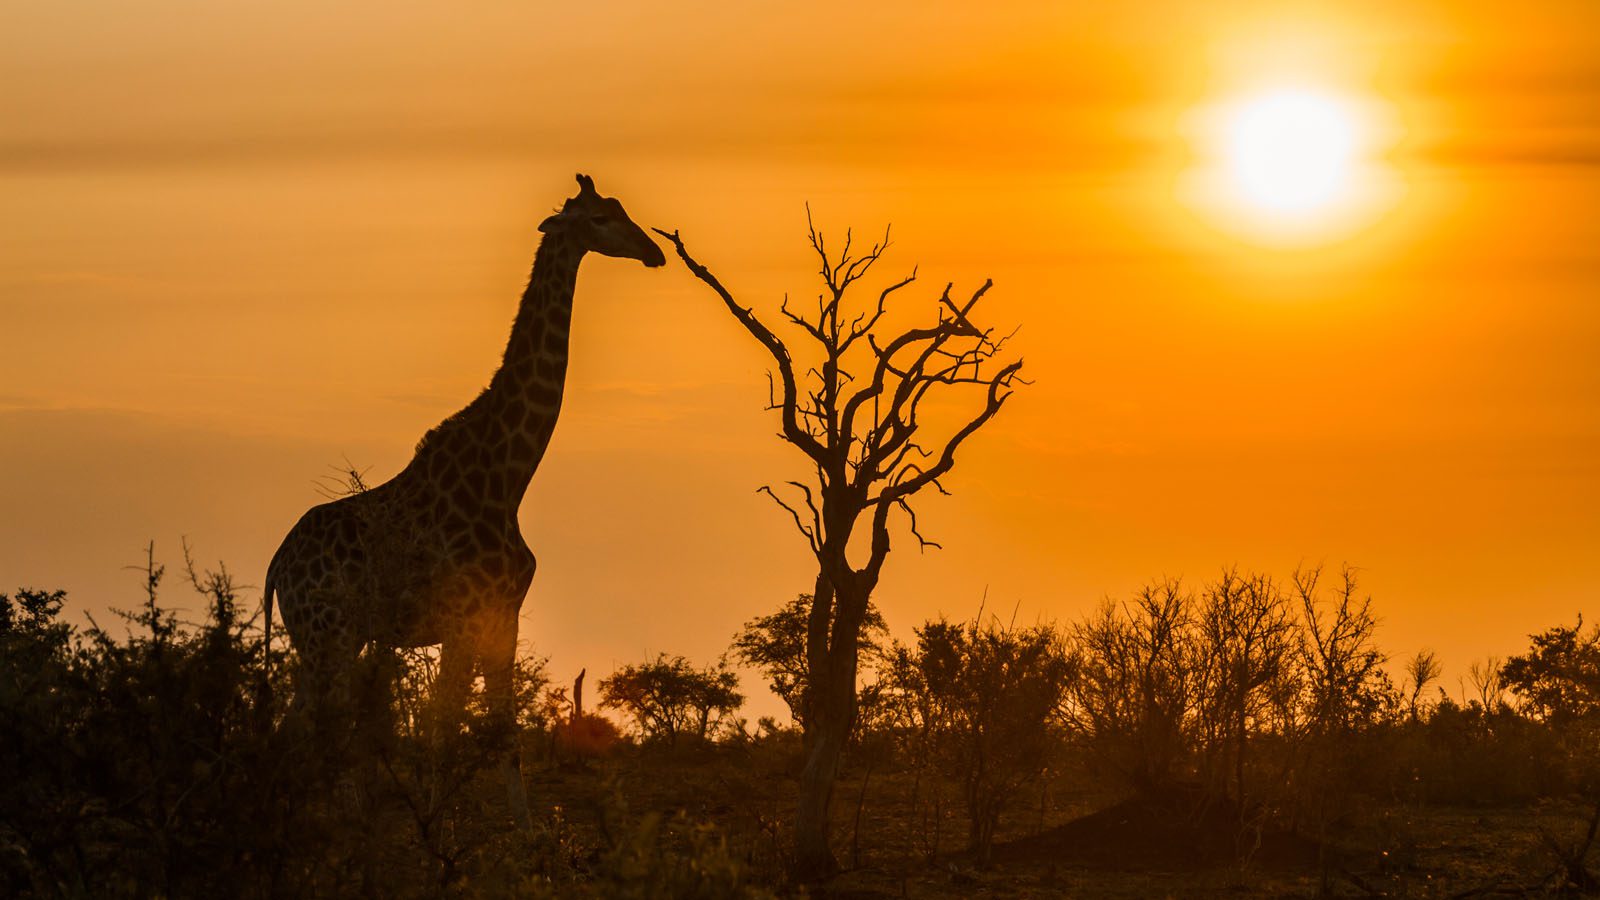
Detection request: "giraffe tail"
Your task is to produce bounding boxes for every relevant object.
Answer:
[256,557,280,729]
[262,569,275,663]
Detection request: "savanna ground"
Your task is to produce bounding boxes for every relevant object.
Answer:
[523,743,1597,899]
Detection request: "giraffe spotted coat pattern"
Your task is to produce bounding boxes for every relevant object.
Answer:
[261,174,664,825]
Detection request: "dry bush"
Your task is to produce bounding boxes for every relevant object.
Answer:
[1063,579,1199,794]
[1191,569,1302,815]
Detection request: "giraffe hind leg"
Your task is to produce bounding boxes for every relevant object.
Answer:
[284,598,364,748]
[480,609,532,829]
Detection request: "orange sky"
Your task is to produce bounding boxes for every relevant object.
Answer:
[3,1,1597,715]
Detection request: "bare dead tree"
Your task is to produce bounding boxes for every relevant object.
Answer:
[1293,565,1387,886]
[1465,656,1505,712]
[1193,569,1301,814]
[655,215,1025,878]
[1062,581,1198,795]
[1404,648,1443,721]
[1296,565,1386,735]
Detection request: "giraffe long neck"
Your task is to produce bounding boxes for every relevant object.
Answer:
[408,233,584,511]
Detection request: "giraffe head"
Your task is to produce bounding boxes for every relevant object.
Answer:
[538,174,665,268]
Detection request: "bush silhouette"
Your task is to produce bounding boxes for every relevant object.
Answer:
[0,550,769,898]
[599,654,744,746]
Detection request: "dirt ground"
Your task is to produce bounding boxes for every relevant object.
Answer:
[521,742,1598,898]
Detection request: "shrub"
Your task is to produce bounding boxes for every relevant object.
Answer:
[882,615,1073,864]
[1063,580,1198,794]
[0,549,562,897]
[599,654,744,746]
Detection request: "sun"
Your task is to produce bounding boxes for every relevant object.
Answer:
[1224,89,1358,216]
[1178,80,1401,247]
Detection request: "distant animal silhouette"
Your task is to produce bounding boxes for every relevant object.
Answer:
[262,174,664,826]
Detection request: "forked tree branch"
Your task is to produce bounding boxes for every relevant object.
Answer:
[656,228,827,464]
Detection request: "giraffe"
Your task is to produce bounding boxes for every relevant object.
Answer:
[261,174,664,827]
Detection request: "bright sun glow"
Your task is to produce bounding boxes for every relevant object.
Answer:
[1179,80,1401,248]
[1225,89,1357,215]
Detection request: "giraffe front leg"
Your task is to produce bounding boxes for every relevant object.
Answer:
[481,610,533,830]
[430,633,475,742]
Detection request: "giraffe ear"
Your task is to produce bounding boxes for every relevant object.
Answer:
[538,212,564,233]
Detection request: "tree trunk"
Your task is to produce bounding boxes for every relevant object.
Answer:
[800,571,836,757]
[1235,700,1247,812]
[850,753,875,869]
[794,567,869,880]
[795,701,847,878]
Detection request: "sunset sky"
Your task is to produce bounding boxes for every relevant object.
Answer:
[3,1,1597,714]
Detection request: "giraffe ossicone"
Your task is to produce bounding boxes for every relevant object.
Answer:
[262,174,663,828]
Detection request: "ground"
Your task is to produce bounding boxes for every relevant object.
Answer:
[521,739,1597,898]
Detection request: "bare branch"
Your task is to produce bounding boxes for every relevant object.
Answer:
[655,228,827,465]
[757,484,821,555]
[780,294,828,345]
[896,498,942,552]
[873,357,1024,507]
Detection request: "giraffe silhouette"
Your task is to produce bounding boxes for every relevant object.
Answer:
[262,174,664,826]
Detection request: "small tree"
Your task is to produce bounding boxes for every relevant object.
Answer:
[1296,565,1387,735]
[1503,619,1600,725]
[731,593,888,727]
[657,216,1024,877]
[1293,565,1389,879]
[877,638,961,861]
[599,654,744,746]
[1503,620,1600,890]
[1063,580,1198,794]
[1465,656,1506,712]
[1192,569,1301,812]
[910,615,1073,864]
[1402,648,1443,722]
